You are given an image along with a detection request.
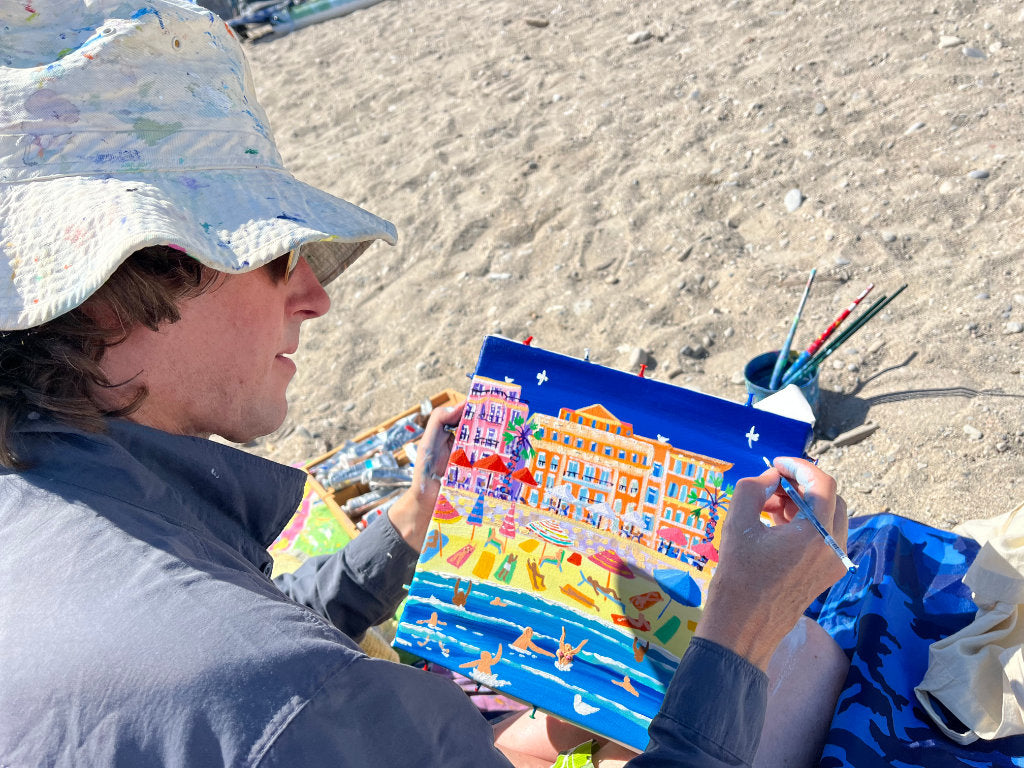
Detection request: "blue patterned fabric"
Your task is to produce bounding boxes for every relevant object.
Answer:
[807,514,1024,766]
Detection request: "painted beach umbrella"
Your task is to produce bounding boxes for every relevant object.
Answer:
[466,492,486,540]
[432,495,461,557]
[498,502,518,551]
[657,525,689,559]
[510,467,539,501]
[527,519,572,559]
[622,508,647,536]
[692,541,720,564]
[449,448,473,483]
[588,549,635,590]
[549,483,576,515]
[475,453,510,493]
[652,568,703,619]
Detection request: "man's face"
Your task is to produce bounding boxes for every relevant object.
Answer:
[95,255,331,442]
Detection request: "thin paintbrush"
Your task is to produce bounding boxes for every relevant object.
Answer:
[780,294,887,387]
[782,283,874,385]
[768,268,817,390]
[787,284,907,384]
[763,457,856,573]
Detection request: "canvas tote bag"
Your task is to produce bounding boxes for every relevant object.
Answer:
[915,501,1024,744]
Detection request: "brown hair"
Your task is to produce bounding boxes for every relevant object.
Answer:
[0,246,218,469]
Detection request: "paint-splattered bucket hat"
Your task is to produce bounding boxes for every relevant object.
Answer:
[0,0,396,331]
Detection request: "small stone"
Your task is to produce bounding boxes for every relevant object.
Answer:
[835,256,851,266]
[724,327,734,338]
[968,168,990,179]
[939,180,955,194]
[1005,321,1024,334]
[825,230,836,242]
[963,424,983,440]
[881,231,897,243]
[996,441,1009,453]
[524,17,549,28]
[847,363,860,372]
[813,102,827,115]
[629,347,648,368]
[784,188,805,212]
[832,422,879,448]
[605,275,619,285]
[628,30,653,44]
[730,371,746,385]
[867,339,885,354]
[905,121,926,135]
[963,46,986,59]
[938,35,964,48]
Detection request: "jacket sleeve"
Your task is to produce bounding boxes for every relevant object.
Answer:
[272,516,419,639]
[625,638,768,768]
[256,656,516,768]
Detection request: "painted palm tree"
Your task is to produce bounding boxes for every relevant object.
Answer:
[686,474,734,548]
[496,413,542,500]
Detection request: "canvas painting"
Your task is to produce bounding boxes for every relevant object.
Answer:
[393,336,812,749]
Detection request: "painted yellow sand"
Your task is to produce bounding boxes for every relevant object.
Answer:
[419,487,713,656]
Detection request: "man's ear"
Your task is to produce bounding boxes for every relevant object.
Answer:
[78,296,132,345]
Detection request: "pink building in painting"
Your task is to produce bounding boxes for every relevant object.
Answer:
[448,377,528,496]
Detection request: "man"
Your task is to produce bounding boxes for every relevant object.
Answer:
[0,2,849,766]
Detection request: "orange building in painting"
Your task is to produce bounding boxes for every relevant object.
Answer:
[522,405,732,559]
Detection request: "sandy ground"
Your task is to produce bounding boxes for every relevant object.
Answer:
[238,0,1023,529]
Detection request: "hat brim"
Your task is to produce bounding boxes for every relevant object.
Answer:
[0,166,397,330]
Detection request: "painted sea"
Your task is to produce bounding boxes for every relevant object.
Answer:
[395,567,692,750]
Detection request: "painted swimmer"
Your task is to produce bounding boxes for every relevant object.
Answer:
[555,626,588,671]
[416,611,447,630]
[612,674,640,697]
[459,644,503,677]
[510,627,555,657]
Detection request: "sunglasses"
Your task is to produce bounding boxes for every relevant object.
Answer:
[268,249,300,284]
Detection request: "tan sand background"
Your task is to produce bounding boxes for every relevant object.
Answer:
[240,0,1023,529]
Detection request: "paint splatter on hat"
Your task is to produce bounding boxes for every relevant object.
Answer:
[0,0,397,330]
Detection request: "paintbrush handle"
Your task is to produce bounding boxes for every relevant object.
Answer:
[805,284,907,372]
[804,283,873,355]
[769,269,817,390]
[762,456,855,572]
[779,475,857,572]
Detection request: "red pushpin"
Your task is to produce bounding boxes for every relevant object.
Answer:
[522,336,534,346]
[638,364,647,378]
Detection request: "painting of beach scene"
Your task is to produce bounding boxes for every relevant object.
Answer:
[393,335,812,750]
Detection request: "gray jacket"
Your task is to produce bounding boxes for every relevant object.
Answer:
[0,419,766,767]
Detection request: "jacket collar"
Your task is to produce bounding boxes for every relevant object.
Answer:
[14,418,307,573]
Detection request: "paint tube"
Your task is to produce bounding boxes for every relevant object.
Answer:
[342,487,404,519]
[363,467,414,490]
[313,415,424,480]
[322,451,399,490]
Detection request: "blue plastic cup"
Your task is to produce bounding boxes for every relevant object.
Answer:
[743,350,820,416]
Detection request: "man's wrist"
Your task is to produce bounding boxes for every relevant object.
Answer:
[386,489,432,551]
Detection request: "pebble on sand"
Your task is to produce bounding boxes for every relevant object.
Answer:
[784,188,804,212]
[968,169,990,180]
